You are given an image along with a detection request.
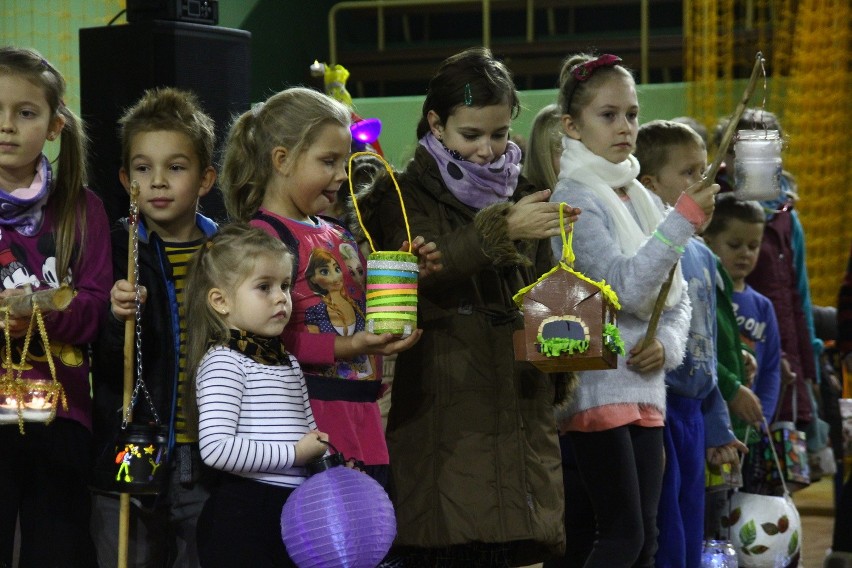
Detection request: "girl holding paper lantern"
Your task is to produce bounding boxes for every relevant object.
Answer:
[356,47,574,566]
[546,53,718,567]
[185,224,330,567]
[0,46,112,567]
[220,86,440,489]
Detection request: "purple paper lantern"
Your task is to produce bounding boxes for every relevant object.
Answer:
[281,465,396,567]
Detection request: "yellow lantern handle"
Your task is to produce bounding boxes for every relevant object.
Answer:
[347,151,412,254]
[558,202,575,268]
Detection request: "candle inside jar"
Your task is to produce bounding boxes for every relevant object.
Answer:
[1,396,17,408]
[25,395,51,409]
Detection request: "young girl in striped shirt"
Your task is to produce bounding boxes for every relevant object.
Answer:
[185,224,329,567]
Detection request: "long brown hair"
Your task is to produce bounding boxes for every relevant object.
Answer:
[0,46,90,279]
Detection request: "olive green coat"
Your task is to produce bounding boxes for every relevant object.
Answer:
[358,146,565,564]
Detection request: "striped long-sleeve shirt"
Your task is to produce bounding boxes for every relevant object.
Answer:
[196,346,318,488]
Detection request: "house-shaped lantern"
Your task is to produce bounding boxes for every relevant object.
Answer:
[512,208,624,372]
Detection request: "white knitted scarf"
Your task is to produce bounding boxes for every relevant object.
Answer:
[558,136,683,319]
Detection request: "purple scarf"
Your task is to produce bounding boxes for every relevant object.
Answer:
[0,154,52,236]
[419,133,521,210]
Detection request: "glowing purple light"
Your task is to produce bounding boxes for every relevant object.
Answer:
[350,118,382,144]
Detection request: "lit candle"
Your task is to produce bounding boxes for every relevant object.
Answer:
[1,396,17,409]
[25,395,50,410]
[310,60,326,77]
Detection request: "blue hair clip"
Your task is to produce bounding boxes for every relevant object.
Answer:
[464,83,473,106]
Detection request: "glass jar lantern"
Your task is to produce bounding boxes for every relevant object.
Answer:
[702,539,739,567]
[733,129,782,201]
[0,382,20,423]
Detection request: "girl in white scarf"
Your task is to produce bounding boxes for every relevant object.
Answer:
[545,54,717,568]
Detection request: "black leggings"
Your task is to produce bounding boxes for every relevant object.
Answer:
[555,426,664,568]
[197,473,296,568]
[0,420,97,568]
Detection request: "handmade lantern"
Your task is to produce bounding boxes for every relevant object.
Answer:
[733,129,782,201]
[92,423,169,494]
[20,379,59,422]
[92,181,169,494]
[723,491,800,568]
[512,205,624,372]
[348,151,418,338]
[281,452,396,568]
[0,380,20,424]
[365,251,418,337]
[701,539,738,567]
[0,293,70,432]
[723,419,802,568]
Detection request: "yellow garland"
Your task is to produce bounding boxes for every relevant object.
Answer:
[0,303,67,434]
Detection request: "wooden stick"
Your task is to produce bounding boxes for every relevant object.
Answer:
[641,53,765,350]
[0,285,73,317]
[641,265,677,350]
[117,181,140,568]
[706,52,766,183]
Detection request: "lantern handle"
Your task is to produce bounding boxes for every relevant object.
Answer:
[347,151,412,254]
[743,419,791,497]
[306,439,366,475]
[557,202,576,268]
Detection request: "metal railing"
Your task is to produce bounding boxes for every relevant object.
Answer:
[328,0,653,83]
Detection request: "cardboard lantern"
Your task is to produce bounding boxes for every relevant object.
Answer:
[348,151,419,338]
[513,206,624,372]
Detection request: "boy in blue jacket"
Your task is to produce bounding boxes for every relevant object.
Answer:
[636,120,745,568]
[91,87,219,567]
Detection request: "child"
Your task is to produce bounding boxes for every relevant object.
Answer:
[220,86,438,489]
[0,46,112,566]
[548,54,716,567]
[634,120,743,568]
[704,194,782,429]
[90,86,218,567]
[185,224,329,567]
[523,102,562,191]
[357,46,571,566]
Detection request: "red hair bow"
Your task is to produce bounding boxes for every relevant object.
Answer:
[571,54,623,82]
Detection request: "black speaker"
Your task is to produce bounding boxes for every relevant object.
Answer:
[79,21,251,225]
[127,0,219,25]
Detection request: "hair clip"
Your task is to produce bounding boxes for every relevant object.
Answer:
[571,54,623,82]
[464,83,473,106]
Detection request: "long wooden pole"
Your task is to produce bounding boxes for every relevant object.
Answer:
[117,181,140,568]
[641,53,765,350]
